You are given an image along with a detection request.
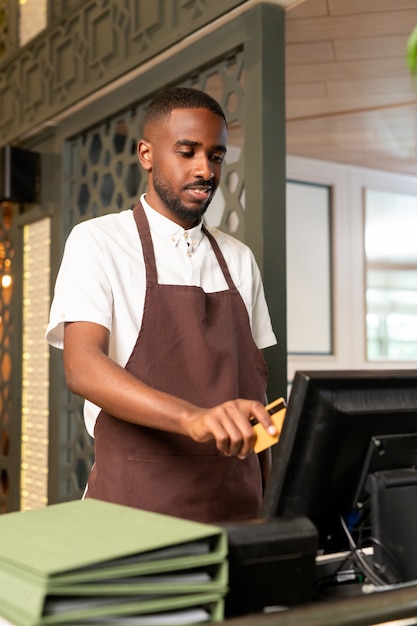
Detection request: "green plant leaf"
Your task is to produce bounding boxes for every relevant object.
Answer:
[407,26,417,74]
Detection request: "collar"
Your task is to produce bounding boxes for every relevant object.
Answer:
[140,194,204,250]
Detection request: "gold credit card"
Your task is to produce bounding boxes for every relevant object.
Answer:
[251,397,286,453]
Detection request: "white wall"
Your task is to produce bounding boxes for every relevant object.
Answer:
[286,155,417,383]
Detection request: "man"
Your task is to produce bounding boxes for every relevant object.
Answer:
[46,87,277,523]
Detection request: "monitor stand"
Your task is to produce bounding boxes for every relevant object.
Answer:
[366,467,417,584]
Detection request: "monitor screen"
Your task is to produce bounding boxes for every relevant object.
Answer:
[262,370,417,559]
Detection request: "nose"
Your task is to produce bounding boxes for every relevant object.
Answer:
[192,155,214,180]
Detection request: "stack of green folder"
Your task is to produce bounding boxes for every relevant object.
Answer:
[0,499,228,625]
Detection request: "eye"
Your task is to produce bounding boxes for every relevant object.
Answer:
[210,153,225,163]
[178,150,194,158]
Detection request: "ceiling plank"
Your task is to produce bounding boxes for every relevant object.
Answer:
[285,0,329,18]
[286,11,417,41]
[286,41,335,64]
[334,35,408,61]
[328,0,417,15]
[287,57,410,83]
[287,94,417,120]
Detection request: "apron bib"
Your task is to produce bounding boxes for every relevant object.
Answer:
[85,201,268,522]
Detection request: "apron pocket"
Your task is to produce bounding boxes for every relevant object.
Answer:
[125,453,262,523]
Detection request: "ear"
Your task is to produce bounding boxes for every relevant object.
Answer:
[137,140,152,171]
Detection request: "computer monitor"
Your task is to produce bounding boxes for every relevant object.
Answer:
[262,370,417,575]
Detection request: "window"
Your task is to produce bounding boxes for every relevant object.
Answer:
[286,181,332,355]
[365,189,417,360]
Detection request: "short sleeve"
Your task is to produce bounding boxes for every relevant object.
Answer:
[249,254,277,350]
[46,222,113,349]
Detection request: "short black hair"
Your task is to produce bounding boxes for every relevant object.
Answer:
[143,87,227,138]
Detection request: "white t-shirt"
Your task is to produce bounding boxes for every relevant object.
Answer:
[46,195,277,435]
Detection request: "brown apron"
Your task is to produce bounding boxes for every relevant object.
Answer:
[85,200,268,523]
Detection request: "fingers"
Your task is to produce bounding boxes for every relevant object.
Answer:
[250,401,278,437]
[188,399,277,459]
[205,402,255,458]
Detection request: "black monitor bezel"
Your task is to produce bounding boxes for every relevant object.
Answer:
[262,369,417,553]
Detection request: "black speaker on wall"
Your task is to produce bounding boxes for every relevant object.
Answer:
[0,145,41,203]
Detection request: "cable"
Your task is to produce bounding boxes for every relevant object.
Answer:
[339,515,388,587]
[363,579,417,594]
[360,535,402,585]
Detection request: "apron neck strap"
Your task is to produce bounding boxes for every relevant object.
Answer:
[201,224,236,290]
[133,200,158,284]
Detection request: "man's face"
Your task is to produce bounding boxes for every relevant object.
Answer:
[139,108,227,227]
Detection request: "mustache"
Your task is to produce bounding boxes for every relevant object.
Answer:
[184,179,214,191]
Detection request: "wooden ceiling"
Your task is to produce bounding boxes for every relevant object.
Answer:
[285,0,417,176]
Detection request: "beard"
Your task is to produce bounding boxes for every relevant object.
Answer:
[153,170,213,223]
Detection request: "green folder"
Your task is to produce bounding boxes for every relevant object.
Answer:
[0,499,227,625]
[0,591,225,625]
